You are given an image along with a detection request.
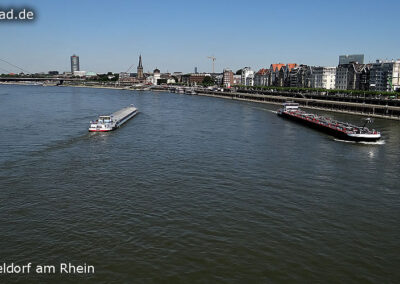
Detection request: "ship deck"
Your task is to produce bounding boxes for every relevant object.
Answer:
[284,110,378,135]
[111,105,137,122]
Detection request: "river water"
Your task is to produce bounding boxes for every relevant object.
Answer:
[0,85,399,283]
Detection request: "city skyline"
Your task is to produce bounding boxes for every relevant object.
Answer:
[0,0,399,74]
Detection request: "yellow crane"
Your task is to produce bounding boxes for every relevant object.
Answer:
[207,56,216,73]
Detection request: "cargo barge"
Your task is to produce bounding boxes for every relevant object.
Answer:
[89,105,138,132]
[277,103,381,142]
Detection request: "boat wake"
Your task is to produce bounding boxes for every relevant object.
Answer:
[333,138,385,145]
[248,106,277,114]
[0,132,93,171]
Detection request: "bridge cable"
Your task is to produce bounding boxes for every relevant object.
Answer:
[0,58,30,74]
[125,63,135,73]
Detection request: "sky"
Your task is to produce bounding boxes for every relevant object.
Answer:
[0,0,399,74]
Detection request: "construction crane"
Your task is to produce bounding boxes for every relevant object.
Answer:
[207,56,216,73]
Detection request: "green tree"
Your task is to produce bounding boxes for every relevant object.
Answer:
[110,73,119,81]
[236,69,242,75]
[202,76,215,86]
[97,74,109,81]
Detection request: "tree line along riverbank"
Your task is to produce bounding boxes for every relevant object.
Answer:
[195,89,400,120]
[2,81,399,120]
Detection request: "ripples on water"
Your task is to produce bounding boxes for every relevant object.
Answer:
[0,85,399,283]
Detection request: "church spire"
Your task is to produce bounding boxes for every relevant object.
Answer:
[138,54,143,68]
[137,54,144,79]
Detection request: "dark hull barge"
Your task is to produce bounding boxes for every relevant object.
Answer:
[277,103,381,142]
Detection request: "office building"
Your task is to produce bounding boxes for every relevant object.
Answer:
[222,69,234,87]
[70,54,80,73]
[339,54,364,65]
[369,60,400,91]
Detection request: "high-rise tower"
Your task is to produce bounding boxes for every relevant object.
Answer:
[70,54,80,73]
[137,55,144,79]
[339,54,364,65]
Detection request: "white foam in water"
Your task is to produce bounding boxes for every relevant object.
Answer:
[333,138,385,145]
[358,140,386,145]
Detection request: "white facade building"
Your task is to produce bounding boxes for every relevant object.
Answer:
[153,69,161,84]
[254,69,270,86]
[241,67,254,86]
[147,68,161,85]
[73,70,86,77]
[311,67,336,89]
[167,78,176,84]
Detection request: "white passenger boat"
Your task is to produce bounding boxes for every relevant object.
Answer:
[89,105,138,132]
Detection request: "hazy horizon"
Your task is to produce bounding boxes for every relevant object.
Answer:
[1,0,399,74]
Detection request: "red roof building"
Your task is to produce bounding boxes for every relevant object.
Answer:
[286,63,298,72]
[270,63,286,72]
[256,68,270,75]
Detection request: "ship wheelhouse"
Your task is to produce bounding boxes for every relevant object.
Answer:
[98,116,113,124]
[282,102,299,112]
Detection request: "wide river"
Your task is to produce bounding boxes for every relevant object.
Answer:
[0,85,399,283]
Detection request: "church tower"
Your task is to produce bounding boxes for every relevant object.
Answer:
[137,55,144,79]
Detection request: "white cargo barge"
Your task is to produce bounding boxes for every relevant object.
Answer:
[89,105,138,132]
